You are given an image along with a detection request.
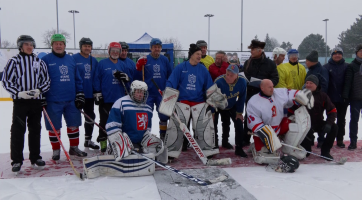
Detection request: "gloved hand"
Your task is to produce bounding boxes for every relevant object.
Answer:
[113,70,130,82]
[75,92,85,109]
[17,91,33,99]
[322,123,332,133]
[40,97,47,109]
[29,89,41,98]
[93,92,104,105]
[136,56,147,71]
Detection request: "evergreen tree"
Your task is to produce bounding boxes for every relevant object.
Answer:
[338,15,362,56]
[280,41,293,52]
[297,34,330,59]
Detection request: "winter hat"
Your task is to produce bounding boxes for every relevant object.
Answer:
[355,44,362,54]
[248,39,266,49]
[227,64,239,74]
[331,47,343,56]
[188,44,201,58]
[305,75,319,86]
[196,40,207,47]
[306,50,319,62]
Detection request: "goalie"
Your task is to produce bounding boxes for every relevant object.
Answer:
[246,79,314,165]
[83,80,167,179]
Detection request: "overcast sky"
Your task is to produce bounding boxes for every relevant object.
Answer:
[0,0,361,51]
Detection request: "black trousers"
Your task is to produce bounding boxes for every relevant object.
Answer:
[214,112,220,145]
[333,102,349,141]
[84,98,96,141]
[301,121,337,154]
[215,105,244,147]
[10,99,42,165]
[97,103,114,142]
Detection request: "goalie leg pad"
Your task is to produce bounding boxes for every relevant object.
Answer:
[251,143,280,165]
[254,125,282,153]
[164,102,191,158]
[83,154,155,179]
[191,103,219,157]
[108,132,133,162]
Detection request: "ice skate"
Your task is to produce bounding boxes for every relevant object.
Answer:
[69,146,87,157]
[31,159,46,170]
[52,149,61,163]
[84,140,100,150]
[12,163,21,175]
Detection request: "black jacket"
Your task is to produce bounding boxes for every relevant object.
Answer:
[323,58,348,103]
[343,58,362,101]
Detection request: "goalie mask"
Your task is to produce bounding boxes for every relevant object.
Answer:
[130,80,149,104]
[277,154,300,173]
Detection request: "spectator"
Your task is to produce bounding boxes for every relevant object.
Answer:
[305,50,329,93]
[196,40,215,70]
[342,44,362,150]
[323,47,348,148]
[209,51,229,81]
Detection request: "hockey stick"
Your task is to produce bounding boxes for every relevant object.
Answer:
[131,150,227,186]
[42,107,84,180]
[281,142,347,165]
[142,65,144,81]
[151,79,232,166]
[79,109,228,185]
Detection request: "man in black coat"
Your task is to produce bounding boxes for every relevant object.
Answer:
[323,47,349,148]
[342,44,362,150]
[241,39,279,146]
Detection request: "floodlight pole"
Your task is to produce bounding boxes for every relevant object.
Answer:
[323,19,329,64]
[69,10,79,49]
[204,14,214,55]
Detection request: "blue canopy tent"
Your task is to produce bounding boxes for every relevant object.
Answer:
[128,32,174,67]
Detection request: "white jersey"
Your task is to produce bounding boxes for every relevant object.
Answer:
[247,88,299,134]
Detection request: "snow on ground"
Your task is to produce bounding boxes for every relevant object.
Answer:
[1,101,362,200]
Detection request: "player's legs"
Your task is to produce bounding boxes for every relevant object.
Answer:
[219,109,232,149]
[45,101,64,150]
[27,102,43,164]
[155,95,169,140]
[97,103,113,152]
[83,98,98,149]
[10,101,28,166]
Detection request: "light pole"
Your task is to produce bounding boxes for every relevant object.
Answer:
[323,19,329,64]
[204,14,214,55]
[68,10,79,49]
[0,7,2,48]
[241,0,243,51]
[56,0,59,33]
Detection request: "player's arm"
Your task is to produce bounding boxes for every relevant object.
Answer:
[246,101,264,132]
[37,60,51,94]
[165,65,181,89]
[106,100,124,135]
[1,58,20,96]
[324,94,337,126]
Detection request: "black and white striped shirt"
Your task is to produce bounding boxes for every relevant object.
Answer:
[1,52,51,99]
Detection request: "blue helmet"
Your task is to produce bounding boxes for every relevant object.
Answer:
[287,49,299,58]
[150,38,162,47]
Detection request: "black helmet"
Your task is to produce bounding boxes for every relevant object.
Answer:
[17,35,36,49]
[119,41,129,50]
[278,154,299,173]
[79,37,93,49]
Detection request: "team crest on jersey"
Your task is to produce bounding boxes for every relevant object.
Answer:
[84,64,91,73]
[153,64,160,73]
[272,105,277,117]
[136,113,148,130]
[59,65,68,75]
[188,74,196,84]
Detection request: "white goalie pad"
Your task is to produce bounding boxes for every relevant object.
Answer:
[191,103,219,157]
[108,131,133,162]
[164,102,191,158]
[295,89,314,109]
[251,144,280,165]
[282,106,311,159]
[206,84,228,110]
[159,87,180,117]
[141,130,168,164]
[83,154,155,179]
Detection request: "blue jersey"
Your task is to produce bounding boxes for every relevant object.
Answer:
[73,53,98,99]
[141,55,172,97]
[93,58,133,103]
[106,95,153,144]
[215,75,247,114]
[119,57,137,81]
[166,61,213,102]
[42,53,83,102]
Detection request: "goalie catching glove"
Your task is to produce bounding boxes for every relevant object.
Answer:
[295,89,314,109]
[206,84,228,110]
[107,131,134,161]
[141,130,165,157]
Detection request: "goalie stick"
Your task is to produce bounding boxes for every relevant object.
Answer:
[281,142,347,165]
[79,109,228,185]
[43,107,84,181]
[151,79,232,166]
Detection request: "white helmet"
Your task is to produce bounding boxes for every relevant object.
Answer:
[272,47,287,58]
[130,80,148,104]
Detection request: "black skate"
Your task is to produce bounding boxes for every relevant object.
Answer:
[12,163,22,175]
[52,149,61,163]
[31,159,46,170]
[69,146,87,157]
[84,140,100,150]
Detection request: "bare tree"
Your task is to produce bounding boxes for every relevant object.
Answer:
[1,40,17,48]
[270,37,280,49]
[162,37,184,58]
[42,28,71,48]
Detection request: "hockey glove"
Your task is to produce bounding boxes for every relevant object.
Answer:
[322,123,332,134]
[294,89,314,109]
[17,91,33,99]
[141,130,165,157]
[136,56,147,71]
[29,89,41,98]
[75,92,85,109]
[40,97,47,109]
[108,131,134,161]
[93,92,104,105]
[113,70,130,82]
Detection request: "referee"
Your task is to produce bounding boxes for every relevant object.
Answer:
[1,35,50,174]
